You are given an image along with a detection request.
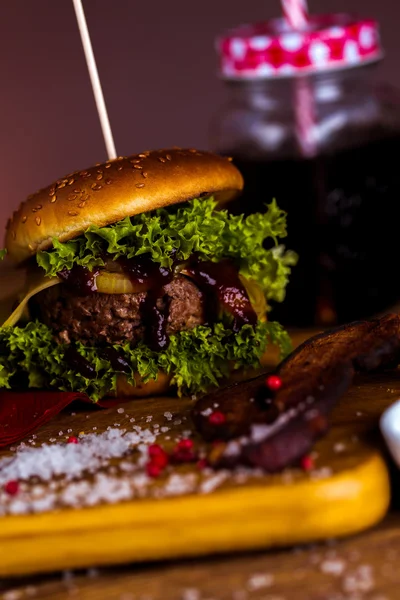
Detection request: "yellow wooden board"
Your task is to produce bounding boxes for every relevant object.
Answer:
[0,367,395,578]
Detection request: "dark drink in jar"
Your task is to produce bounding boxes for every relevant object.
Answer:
[212,15,400,327]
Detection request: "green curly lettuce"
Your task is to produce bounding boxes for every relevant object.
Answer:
[36,197,297,304]
[0,320,291,400]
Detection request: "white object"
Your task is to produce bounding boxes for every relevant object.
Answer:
[295,77,317,157]
[72,0,117,160]
[281,0,309,30]
[280,0,316,156]
[380,399,400,467]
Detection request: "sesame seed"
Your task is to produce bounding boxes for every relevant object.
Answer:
[21,216,27,223]
[50,196,57,203]
[133,165,143,170]
[142,172,148,178]
[68,194,78,201]
[158,157,166,163]
[91,183,102,191]
[73,188,81,193]
[96,174,103,180]
[49,187,56,196]
[117,165,123,171]
[68,211,78,216]
[105,163,111,169]
[138,153,147,158]
[68,178,74,185]
[78,201,86,208]
[135,183,145,188]
[28,244,34,251]
[35,217,41,226]
[189,148,197,153]
[105,178,112,185]
[166,154,172,161]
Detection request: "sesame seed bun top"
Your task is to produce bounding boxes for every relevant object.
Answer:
[5,148,243,265]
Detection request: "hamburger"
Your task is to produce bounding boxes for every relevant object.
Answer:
[0,148,296,400]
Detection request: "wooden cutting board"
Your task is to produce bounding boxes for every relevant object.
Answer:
[0,360,395,578]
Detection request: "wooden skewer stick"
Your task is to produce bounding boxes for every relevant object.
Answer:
[72,0,117,160]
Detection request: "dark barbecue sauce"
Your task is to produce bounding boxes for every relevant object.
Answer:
[58,255,257,352]
[119,255,175,352]
[141,291,170,351]
[58,265,99,294]
[99,348,131,373]
[185,258,257,332]
[226,135,400,327]
[118,256,174,292]
[64,347,96,378]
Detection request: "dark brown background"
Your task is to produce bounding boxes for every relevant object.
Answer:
[0,0,397,235]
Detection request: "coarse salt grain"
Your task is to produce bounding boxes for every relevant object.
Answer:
[334,442,346,453]
[0,428,155,486]
[164,411,173,420]
[320,558,346,576]
[163,473,197,496]
[342,564,374,593]
[200,471,229,494]
[247,573,274,590]
[117,407,125,413]
[200,407,213,417]
[310,467,332,480]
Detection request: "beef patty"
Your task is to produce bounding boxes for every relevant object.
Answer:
[33,275,204,345]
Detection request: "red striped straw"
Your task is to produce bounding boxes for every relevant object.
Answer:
[282,0,309,29]
[281,0,317,156]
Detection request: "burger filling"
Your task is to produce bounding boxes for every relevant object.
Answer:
[0,197,297,399]
[32,276,204,346]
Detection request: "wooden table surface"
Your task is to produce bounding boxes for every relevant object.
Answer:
[1,264,400,599]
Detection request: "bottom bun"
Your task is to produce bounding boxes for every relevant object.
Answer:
[113,371,173,398]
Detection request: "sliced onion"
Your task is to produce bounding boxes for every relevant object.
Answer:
[96,272,149,294]
[239,275,267,322]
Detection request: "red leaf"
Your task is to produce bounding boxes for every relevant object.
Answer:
[0,391,126,448]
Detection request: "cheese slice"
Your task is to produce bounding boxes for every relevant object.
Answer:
[239,275,267,322]
[2,271,60,328]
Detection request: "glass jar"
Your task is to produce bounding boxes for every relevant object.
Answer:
[211,16,400,327]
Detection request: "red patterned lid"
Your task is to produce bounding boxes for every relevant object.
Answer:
[217,14,382,79]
